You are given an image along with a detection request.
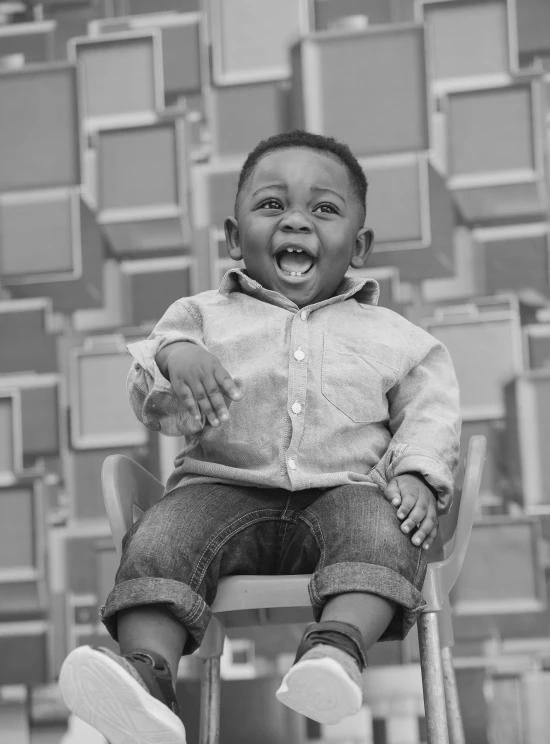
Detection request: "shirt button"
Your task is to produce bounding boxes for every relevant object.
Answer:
[288,458,296,470]
[300,310,307,321]
[294,349,305,361]
[291,401,302,414]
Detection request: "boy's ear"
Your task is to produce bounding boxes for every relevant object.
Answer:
[349,227,374,269]
[224,217,242,261]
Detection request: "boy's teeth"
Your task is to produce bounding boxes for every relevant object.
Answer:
[277,249,314,274]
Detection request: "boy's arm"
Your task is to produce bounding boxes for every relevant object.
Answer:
[376,335,461,514]
[127,300,209,436]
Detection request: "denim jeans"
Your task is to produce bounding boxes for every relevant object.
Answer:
[100,482,428,655]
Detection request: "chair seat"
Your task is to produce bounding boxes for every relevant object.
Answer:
[213,565,441,617]
[212,574,311,613]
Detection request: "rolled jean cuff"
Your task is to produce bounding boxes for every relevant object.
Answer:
[308,562,427,641]
[99,577,212,656]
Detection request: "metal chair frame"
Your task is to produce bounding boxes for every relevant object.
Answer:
[102,435,486,744]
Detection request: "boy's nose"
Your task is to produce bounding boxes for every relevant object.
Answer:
[280,209,313,232]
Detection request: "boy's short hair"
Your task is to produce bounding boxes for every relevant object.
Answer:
[235,130,368,220]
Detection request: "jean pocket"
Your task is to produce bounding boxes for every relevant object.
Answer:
[321,333,400,423]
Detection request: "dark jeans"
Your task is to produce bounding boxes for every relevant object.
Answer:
[101,482,428,655]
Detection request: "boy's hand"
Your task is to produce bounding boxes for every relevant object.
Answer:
[384,474,438,550]
[156,342,242,427]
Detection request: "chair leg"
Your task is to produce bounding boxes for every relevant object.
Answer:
[417,612,450,744]
[199,657,221,744]
[441,646,466,744]
[197,616,225,744]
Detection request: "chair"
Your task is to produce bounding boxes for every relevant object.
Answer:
[102,435,486,744]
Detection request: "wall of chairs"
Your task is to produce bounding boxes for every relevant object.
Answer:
[1,1,550,742]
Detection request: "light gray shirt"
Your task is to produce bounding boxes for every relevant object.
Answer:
[127,269,461,513]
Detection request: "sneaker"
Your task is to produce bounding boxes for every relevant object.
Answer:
[58,646,186,744]
[276,644,363,725]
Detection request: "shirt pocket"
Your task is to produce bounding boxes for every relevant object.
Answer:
[321,333,400,423]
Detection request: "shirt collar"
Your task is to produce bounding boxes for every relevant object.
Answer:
[218,268,380,309]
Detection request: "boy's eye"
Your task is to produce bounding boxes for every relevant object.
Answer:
[314,203,338,214]
[259,198,283,210]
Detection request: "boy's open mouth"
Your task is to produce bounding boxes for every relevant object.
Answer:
[274,247,316,277]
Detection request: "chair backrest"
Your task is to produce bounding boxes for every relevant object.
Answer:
[423,434,486,610]
[431,438,473,560]
[102,436,487,593]
[102,454,165,556]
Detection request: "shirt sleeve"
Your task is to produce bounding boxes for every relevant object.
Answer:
[377,335,461,514]
[126,300,208,437]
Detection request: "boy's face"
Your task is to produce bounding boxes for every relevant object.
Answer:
[224,147,373,308]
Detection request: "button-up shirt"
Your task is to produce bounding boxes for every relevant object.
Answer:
[127,269,461,513]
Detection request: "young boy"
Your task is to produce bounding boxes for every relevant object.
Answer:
[59,130,460,743]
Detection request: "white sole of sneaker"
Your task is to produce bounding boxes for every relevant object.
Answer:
[58,646,187,744]
[276,657,362,725]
